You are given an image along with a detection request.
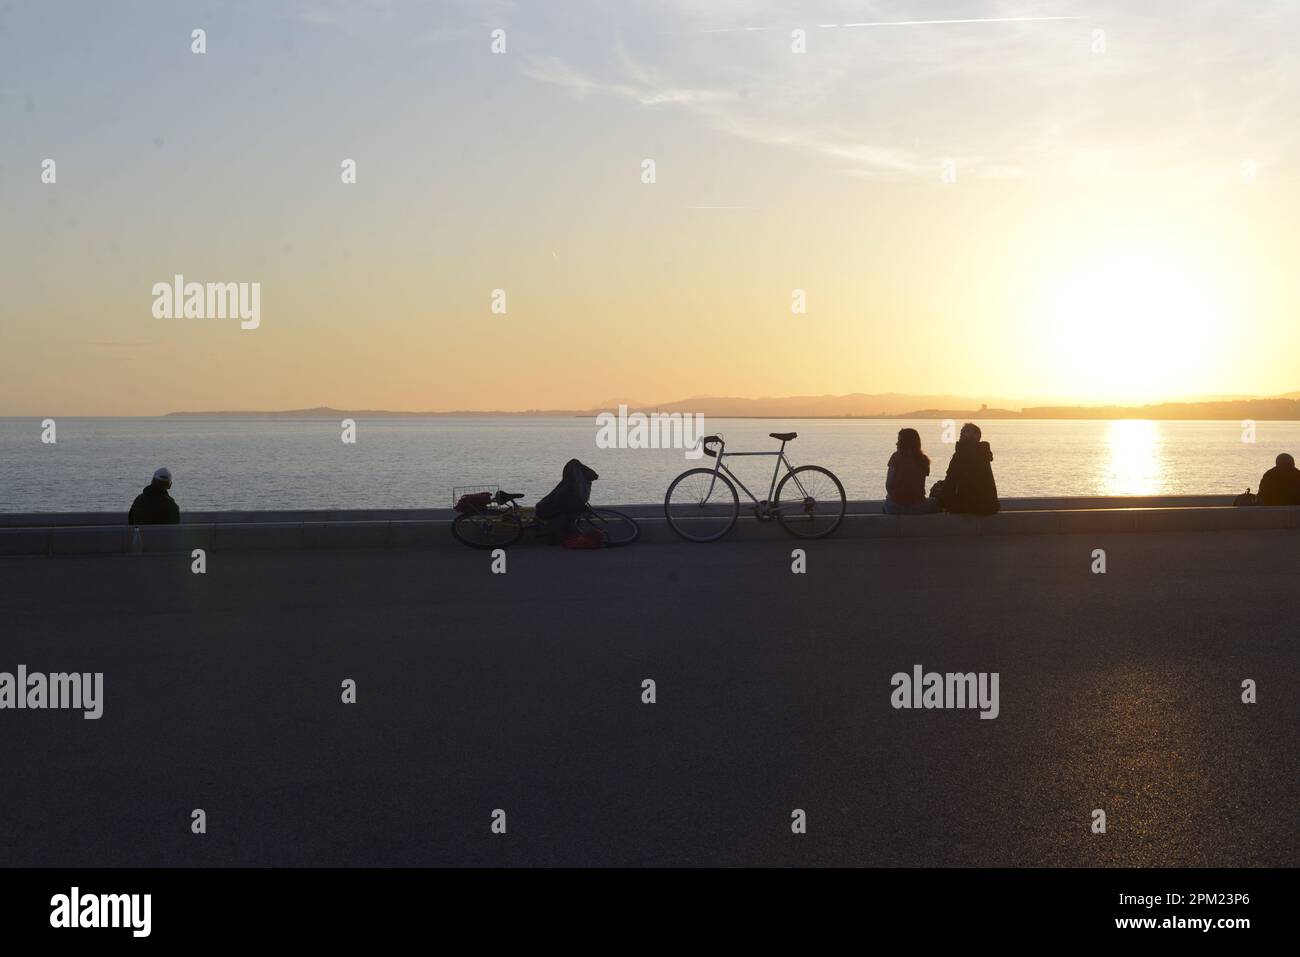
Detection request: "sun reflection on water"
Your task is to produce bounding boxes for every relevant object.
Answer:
[1101,420,1163,496]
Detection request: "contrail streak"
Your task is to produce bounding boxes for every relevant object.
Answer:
[700,16,1084,34]
[842,16,1084,27]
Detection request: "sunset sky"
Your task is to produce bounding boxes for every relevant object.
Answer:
[2,0,1298,415]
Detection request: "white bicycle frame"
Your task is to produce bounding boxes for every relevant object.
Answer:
[699,435,811,510]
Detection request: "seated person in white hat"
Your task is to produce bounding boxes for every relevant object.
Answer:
[128,467,180,525]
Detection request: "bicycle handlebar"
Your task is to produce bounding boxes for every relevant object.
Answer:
[701,435,723,458]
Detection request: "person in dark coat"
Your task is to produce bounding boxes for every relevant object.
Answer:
[939,423,1000,515]
[535,459,598,540]
[128,467,181,525]
[1257,453,1300,506]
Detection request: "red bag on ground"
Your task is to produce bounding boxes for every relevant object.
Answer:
[561,530,605,549]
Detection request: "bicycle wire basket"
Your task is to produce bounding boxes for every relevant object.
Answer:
[452,484,498,508]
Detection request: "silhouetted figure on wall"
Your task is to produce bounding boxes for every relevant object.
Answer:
[940,423,1000,515]
[1257,453,1300,506]
[128,467,180,525]
[883,427,940,514]
[536,459,598,541]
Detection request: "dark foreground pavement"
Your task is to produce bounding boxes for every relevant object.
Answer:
[1,531,1296,867]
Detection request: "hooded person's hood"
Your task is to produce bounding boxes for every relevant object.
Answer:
[561,459,598,504]
[955,438,993,462]
[563,459,599,483]
[141,480,172,496]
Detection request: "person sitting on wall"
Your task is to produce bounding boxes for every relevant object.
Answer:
[535,458,599,542]
[939,423,1000,515]
[883,428,940,515]
[128,467,181,525]
[1256,453,1300,506]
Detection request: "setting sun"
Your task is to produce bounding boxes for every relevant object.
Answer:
[1032,240,1230,403]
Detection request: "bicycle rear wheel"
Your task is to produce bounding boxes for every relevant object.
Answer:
[577,508,640,547]
[664,468,739,542]
[774,465,846,539]
[451,510,524,549]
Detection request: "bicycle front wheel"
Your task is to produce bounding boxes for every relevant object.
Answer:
[451,511,524,549]
[664,468,739,542]
[577,508,640,547]
[774,465,846,539]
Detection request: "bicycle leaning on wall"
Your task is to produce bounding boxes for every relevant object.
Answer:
[663,432,845,542]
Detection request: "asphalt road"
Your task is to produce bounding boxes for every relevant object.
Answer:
[1,530,1296,867]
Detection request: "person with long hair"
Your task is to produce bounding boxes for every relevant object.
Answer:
[883,428,940,515]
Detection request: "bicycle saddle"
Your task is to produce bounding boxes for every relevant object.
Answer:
[769,432,797,442]
[495,491,526,504]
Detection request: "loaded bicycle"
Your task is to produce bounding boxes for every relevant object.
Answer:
[663,432,845,542]
[451,485,640,549]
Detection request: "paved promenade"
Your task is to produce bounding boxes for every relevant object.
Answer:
[2,499,1297,555]
[1,530,1295,866]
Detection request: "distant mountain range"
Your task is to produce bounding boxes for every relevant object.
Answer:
[163,395,1025,418]
[620,393,1030,417]
[165,391,1300,420]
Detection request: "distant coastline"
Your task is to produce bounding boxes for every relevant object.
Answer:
[163,395,1300,422]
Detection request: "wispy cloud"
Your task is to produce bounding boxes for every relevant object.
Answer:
[518,0,1300,182]
[296,0,518,35]
[521,55,740,107]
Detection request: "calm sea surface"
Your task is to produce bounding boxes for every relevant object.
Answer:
[1,417,1295,512]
